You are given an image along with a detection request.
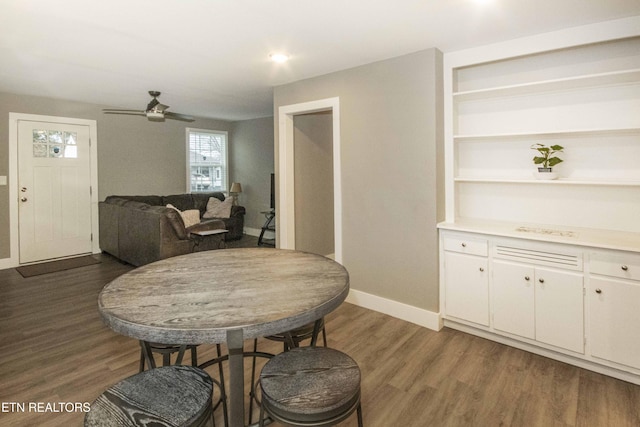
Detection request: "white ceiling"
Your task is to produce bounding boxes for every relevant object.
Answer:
[2,0,639,121]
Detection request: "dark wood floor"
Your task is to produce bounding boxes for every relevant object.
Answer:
[1,250,639,426]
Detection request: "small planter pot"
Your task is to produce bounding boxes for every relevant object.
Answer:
[533,167,558,180]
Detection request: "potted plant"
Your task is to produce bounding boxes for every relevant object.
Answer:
[530,143,563,179]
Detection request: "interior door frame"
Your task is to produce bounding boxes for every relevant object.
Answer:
[277,97,342,263]
[6,113,99,268]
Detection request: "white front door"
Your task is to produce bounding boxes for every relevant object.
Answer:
[18,120,93,263]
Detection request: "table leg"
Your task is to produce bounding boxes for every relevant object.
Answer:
[227,329,245,427]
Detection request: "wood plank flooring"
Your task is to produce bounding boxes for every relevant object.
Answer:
[0,251,639,426]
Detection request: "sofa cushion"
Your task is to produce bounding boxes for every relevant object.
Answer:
[166,204,201,228]
[203,197,233,219]
[106,195,163,206]
[191,192,225,216]
[162,194,194,211]
[122,200,153,210]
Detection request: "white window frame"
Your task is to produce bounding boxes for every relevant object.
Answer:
[185,128,229,193]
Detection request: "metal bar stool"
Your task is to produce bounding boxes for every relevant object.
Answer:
[140,342,229,427]
[258,347,364,427]
[85,365,218,427]
[139,342,199,371]
[248,318,327,424]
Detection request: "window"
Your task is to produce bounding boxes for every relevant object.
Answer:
[186,128,228,193]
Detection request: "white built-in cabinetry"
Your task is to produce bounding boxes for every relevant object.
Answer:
[442,236,489,326]
[588,250,640,372]
[439,19,640,384]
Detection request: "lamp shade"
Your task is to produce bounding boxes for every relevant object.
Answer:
[230,182,242,193]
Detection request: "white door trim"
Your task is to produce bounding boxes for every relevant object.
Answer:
[4,113,99,269]
[277,97,342,263]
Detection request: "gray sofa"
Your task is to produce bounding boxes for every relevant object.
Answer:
[99,192,245,266]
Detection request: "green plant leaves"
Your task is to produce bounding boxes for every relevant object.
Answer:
[530,143,563,168]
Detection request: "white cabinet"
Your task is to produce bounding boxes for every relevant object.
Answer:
[589,251,640,370]
[493,260,584,353]
[442,235,489,326]
[444,252,489,326]
[492,261,535,338]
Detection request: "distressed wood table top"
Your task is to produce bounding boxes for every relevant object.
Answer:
[98,248,350,345]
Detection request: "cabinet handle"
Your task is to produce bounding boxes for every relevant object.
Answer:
[621,265,628,271]
[461,243,466,248]
[595,289,602,294]
[524,276,530,281]
[479,267,484,272]
[539,278,545,284]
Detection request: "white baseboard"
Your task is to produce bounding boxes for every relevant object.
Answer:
[346,288,443,332]
[0,257,16,270]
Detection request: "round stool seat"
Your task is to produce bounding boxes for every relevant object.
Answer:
[259,347,362,425]
[85,365,213,427]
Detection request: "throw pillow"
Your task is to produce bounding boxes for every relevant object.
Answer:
[203,197,233,219]
[166,204,201,228]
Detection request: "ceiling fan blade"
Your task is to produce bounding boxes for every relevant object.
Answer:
[164,112,195,122]
[103,109,146,116]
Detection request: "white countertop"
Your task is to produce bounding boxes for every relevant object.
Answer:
[438,219,640,253]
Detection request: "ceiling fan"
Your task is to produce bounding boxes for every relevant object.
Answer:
[103,91,195,122]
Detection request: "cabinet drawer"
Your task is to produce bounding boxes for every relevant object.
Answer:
[443,236,488,256]
[590,252,640,281]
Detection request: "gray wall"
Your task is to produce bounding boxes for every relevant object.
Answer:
[229,116,275,231]
[0,92,273,260]
[274,48,444,312]
[293,111,334,256]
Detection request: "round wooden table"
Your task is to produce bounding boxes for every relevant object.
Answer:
[98,248,350,427]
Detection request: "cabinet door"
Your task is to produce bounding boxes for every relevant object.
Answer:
[535,268,584,354]
[492,261,535,339]
[444,252,489,326]
[590,277,640,370]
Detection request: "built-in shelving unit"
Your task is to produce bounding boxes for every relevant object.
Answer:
[444,29,640,233]
[439,19,640,384]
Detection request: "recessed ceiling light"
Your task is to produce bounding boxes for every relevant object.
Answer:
[270,53,290,63]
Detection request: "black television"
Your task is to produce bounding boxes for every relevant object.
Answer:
[270,173,275,210]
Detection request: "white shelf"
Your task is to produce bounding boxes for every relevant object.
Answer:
[453,68,640,102]
[454,178,640,187]
[453,127,640,141]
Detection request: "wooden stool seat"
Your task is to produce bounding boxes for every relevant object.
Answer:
[85,365,214,427]
[259,347,363,426]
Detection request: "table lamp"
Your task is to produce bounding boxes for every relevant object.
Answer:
[230,182,242,205]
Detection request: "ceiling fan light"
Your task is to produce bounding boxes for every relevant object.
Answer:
[147,111,165,121]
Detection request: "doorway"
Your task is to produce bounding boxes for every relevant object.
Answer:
[9,113,99,266]
[293,111,334,257]
[277,98,342,262]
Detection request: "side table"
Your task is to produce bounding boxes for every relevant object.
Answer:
[190,229,228,250]
[258,210,276,247]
